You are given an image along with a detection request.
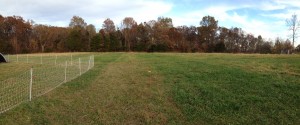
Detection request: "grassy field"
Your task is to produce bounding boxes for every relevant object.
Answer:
[0,53,299,124]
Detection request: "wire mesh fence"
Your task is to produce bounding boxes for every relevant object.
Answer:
[0,53,94,114]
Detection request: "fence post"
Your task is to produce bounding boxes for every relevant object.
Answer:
[55,55,57,65]
[65,61,67,83]
[79,58,81,75]
[29,67,33,101]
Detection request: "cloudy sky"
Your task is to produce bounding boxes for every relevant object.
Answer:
[1,0,300,45]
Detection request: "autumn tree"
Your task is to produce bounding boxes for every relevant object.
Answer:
[102,18,120,51]
[4,16,32,53]
[102,18,116,33]
[0,15,10,53]
[224,27,241,52]
[153,17,175,51]
[198,15,218,52]
[181,26,198,52]
[135,23,149,51]
[52,27,68,52]
[1,14,284,54]
[66,16,89,51]
[66,29,82,51]
[157,17,173,28]
[69,16,87,29]
[33,24,54,52]
[29,23,68,52]
[273,37,284,54]
[1,16,32,53]
[256,35,264,53]
[121,17,137,51]
[247,34,257,53]
[144,20,157,51]
[168,27,183,51]
[240,31,248,53]
[148,17,173,52]
[86,24,96,51]
[114,29,125,51]
[282,39,293,54]
[91,34,102,51]
[260,40,273,54]
[190,26,199,52]
[98,29,106,51]
[103,32,110,51]
[215,27,229,52]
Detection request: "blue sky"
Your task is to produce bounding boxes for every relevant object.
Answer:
[1,0,300,45]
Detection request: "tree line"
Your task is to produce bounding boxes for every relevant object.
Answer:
[0,14,299,54]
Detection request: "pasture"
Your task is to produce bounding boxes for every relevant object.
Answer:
[0,53,299,124]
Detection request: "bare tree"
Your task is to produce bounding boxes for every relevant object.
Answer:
[286,14,300,48]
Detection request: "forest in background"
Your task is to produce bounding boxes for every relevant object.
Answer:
[0,14,299,54]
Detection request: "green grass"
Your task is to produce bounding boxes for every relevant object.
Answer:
[0,53,299,124]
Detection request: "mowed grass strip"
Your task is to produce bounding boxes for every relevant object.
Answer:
[0,53,299,125]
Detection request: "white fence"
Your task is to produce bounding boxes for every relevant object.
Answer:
[0,54,94,114]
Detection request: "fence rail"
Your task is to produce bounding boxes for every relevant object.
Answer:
[0,54,94,114]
